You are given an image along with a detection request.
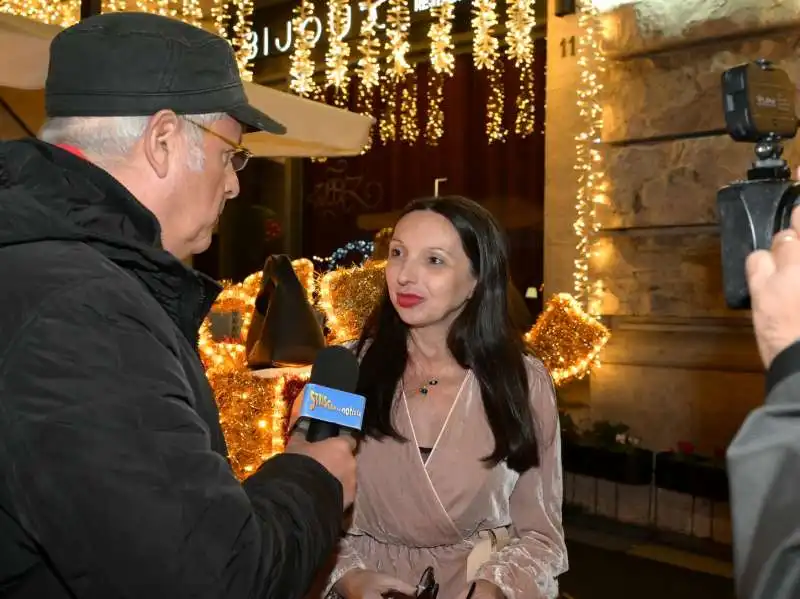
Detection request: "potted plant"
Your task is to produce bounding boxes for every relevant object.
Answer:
[582,421,654,486]
[560,411,596,477]
[560,418,653,485]
[655,442,729,502]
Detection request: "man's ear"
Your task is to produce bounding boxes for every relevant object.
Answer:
[142,110,181,179]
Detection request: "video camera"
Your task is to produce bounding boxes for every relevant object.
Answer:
[717,59,800,308]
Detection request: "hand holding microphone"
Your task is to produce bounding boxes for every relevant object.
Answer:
[286,346,366,509]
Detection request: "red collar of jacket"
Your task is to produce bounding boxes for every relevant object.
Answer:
[55,144,86,160]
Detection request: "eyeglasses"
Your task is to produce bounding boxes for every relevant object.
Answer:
[416,567,439,599]
[182,117,253,172]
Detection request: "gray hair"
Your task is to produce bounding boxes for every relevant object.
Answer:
[38,112,227,171]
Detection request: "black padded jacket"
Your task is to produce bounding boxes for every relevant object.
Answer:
[0,139,342,599]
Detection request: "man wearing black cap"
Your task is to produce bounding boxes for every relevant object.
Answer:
[0,12,356,599]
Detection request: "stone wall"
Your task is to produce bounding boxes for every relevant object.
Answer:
[544,0,800,451]
[544,0,800,541]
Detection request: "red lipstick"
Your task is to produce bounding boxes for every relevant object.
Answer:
[396,293,424,308]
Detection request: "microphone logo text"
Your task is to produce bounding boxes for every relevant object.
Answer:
[309,389,364,418]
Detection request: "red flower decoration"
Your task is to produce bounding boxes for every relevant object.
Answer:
[264,219,282,241]
[281,377,308,444]
[677,441,695,455]
[282,377,306,404]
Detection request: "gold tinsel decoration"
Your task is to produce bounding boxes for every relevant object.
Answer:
[524,293,610,386]
[325,0,351,106]
[471,0,506,142]
[505,0,536,137]
[211,371,300,480]
[199,320,249,377]
[356,0,382,153]
[380,0,412,143]
[289,0,320,97]
[426,0,455,146]
[317,260,386,343]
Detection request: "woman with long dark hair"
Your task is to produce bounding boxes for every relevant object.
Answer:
[326,196,567,599]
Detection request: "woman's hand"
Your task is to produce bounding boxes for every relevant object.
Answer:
[334,568,417,599]
[457,580,505,599]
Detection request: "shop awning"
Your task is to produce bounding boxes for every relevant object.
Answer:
[0,12,373,158]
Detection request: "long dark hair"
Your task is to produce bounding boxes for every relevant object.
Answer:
[356,196,540,473]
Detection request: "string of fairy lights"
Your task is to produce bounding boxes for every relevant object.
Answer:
[573,0,606,319]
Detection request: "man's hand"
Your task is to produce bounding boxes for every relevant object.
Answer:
[746,205,800,367]
[285,432,357,508]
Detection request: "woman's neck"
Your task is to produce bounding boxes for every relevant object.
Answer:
[407,326,455,370]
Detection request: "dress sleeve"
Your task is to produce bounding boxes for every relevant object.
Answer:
[323,532,370,597]
[472,358,568,599]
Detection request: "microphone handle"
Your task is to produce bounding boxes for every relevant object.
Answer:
[306,420,341,442]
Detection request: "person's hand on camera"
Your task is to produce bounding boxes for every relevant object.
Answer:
[746,205,800,367]
[285,431,357,509]
[334,568,417,599]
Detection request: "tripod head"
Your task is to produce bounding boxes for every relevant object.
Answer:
[748,134,791,181]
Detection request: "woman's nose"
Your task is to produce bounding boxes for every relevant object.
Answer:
[396,259,418,284]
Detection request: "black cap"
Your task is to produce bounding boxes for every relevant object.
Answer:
[45,12,286,135]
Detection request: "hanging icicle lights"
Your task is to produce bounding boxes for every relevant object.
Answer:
[355,0,381,152]
[505,0,536,137]
[471,0,505,142]
[325,0,352,105]
[379,0,411,143]
[289,0,320,97]
[425,0,455,145]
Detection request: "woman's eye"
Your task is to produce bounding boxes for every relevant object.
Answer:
[389,247,402,257]
[428,256,443,265]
